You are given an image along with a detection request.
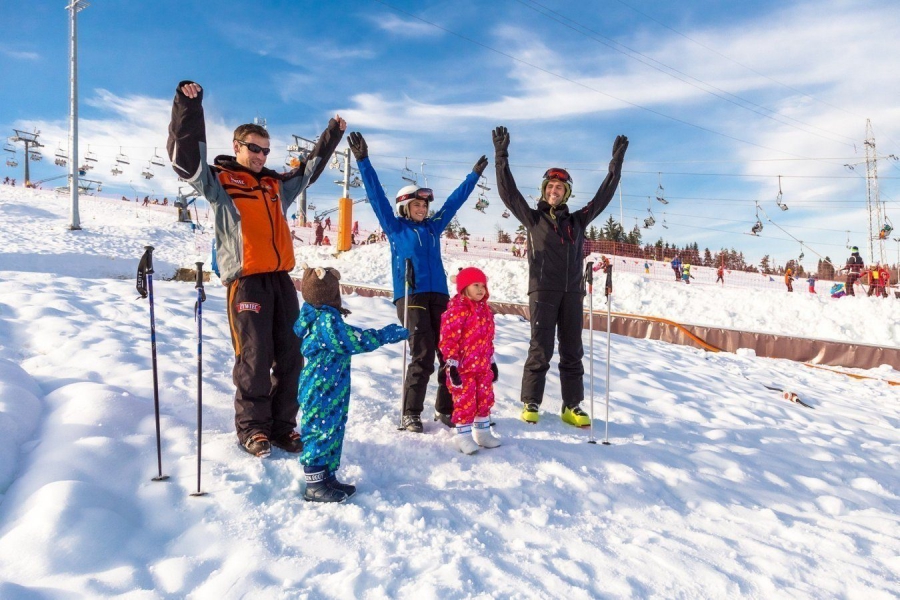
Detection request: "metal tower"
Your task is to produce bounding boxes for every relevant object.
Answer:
[864,119,885,264]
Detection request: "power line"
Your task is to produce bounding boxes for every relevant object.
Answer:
[515,0,858,148]
[368,0,831,161]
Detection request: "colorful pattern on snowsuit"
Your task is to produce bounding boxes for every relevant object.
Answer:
[439,294,495,424]
[294,303,406,473]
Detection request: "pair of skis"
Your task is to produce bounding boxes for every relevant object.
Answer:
[136,246,208,496]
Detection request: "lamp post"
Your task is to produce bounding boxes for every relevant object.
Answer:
[66,0,89,230]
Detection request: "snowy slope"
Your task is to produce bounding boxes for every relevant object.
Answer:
[0,187,897,599]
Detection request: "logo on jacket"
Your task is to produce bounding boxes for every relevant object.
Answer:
[236,302,261,313]
[229,175,247,186]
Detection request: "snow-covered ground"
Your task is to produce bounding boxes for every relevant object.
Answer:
[0,186,897,598]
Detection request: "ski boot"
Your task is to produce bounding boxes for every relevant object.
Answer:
[303,469,347,503]
[521,403,540,424]
[561,405,591,428]
[473,416,501,448]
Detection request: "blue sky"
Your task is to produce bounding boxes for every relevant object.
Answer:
[3,0,900,267]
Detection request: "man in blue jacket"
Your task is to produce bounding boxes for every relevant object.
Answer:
[347,131,486,432]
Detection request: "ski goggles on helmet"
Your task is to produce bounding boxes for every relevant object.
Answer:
[396,188,434,203]
[543,168,572,184]
[235,139,271,156]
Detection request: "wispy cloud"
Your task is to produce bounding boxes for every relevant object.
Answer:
[1,46,39,61]
[370,13,438,37]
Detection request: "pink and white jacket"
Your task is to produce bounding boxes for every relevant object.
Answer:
[439,293,495,375]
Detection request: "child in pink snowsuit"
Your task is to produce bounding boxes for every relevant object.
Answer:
[439,267,501,454]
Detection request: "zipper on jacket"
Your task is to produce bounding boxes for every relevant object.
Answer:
[258,181,282,270]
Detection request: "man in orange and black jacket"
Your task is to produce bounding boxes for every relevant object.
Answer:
[167,81,345,458]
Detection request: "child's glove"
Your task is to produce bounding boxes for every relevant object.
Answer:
[381,324,409,344]
[447,365,463,388]
[491,361,499,382]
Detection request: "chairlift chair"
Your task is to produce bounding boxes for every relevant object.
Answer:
[142,162,154,180]
[54,144,68,167]
[111,165,123,176]
[401,157,417,185]
[750,220,763,236]
[502,210,510,218]
[662,212,669,229]
[775,175,788,211]
[3,142,15,154]
[643,197,656,228]
[6,157,17,168]
[474,197,489,212]
[150,148,165,167]
[30,151,42,162]
[477,176,491,192]
[307,203,316,211]
[655,172,668,204]
[85,145,98,164]
[115,147,130,165]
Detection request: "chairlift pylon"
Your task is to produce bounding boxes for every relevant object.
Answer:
[655,172,668,204]
[775,175,788,211]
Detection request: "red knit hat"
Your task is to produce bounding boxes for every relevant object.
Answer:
[455,267,488,296]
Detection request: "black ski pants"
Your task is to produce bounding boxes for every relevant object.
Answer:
[521,290,585,410]
[395,292,453,416]
[846,273,859,296]
[227,271,301,444]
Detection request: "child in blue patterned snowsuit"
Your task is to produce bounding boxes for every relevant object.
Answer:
[295,265,408,503]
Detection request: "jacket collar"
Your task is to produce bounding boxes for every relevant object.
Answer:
[213,155,282,181]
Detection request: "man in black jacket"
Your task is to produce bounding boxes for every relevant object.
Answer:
[492,126,627,426]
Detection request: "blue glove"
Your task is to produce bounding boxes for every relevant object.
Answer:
[381,324,409,344]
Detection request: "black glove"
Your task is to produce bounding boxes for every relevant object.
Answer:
[448,365,463,388]
[491,362,498,382]
[608,135,628,177]
[473,155,488,176]
[347,131,368,162]
[492,126,510,156]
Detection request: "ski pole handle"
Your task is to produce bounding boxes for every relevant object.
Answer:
[195,261,206,303]
[584,261,593,293]
[136,246,155,299]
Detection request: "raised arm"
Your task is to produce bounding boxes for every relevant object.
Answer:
[166,81,220,199]
[348,131,400,234]
[577,135,628,224]
[492,126,534,225]
[281,115,346,208]
[430,156,484,231]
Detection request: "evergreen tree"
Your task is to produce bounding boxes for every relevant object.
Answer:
[759,254,772,274]
[703,248,712,267]
[626,225,642,246]
[600,216,625,242]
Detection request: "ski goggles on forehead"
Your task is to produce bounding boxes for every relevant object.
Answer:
[235,139,271,156]
[397,188,434,203]
[543,168,572,184]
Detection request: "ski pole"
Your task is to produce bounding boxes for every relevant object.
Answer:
[603,259,613,446]
[398,259,415,429]
[190,262,207,497]
[585,262,596,444]
[136,246,169,482]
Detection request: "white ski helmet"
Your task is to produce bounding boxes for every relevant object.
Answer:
[395,185,433,217]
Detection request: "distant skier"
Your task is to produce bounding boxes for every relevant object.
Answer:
[294,265,408,502]
[785,268,794,292]
[716,265,725,285]
[671,255,683,281]
[314,221,324,246]
[843,246,864,296]
[681,263,692,284]
[439,267,501,454]
[830,282,846,298]
[807,274,816,294]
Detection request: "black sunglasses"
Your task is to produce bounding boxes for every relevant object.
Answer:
[235,139,271,156]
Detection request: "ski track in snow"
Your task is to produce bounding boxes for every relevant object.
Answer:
[0,187,897,598]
